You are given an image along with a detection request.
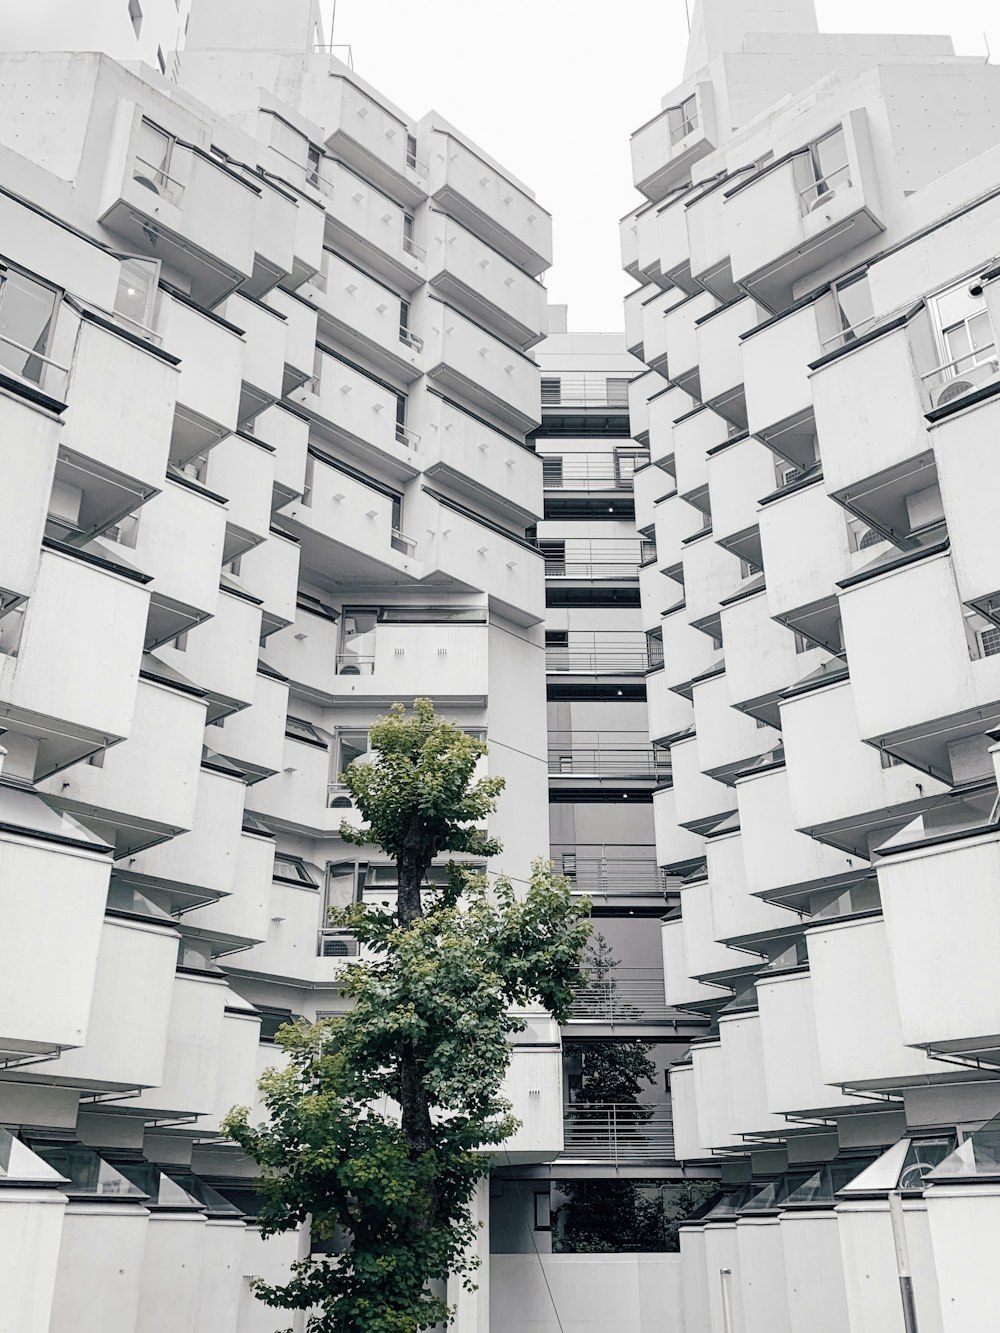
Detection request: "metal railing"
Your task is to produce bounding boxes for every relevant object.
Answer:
[313,42,355,69]
[0,331,70,398]
[390,529,417,556]
[402,235,426,261]
[568,969,672,1023]
[548,744,670,779]
[540,373,634,409]
[540,452,649,490]
[557,857,669,897]
[545,635,651,675]
[561,1103,676,1164]
[132,155,185,206]
[799,162,852,213]
[542,541,654,580]
[394,425,422,451]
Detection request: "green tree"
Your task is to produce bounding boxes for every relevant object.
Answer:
[224,699,590,1333]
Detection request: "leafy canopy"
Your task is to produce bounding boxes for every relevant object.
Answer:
[224,700,590,1333]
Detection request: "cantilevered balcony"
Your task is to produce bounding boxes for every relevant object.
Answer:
[216,292,286,427]
[157,289,244,465]
[98,107,257,303]
[685,168,753,302]
[691,670,780,786]
[743,299,824,443]
[663,290,716,398]
[697,297,761,428]
[647,664,695,744]
[620,209,641,280]
[317,158,424,293]
[648,383,694,470]
[707,434,774,570]
[424,300,540,432]
[631,83,717,202]
[674,406,730,512]
[653,785,707,875]
[425,214,546,349]
[426,128,552,276]
[321,71,422,205]
[671,734,736,835]
[725,111,884,313]
[311,251,423,383]
[0,389,62,606]
[629,370,663,444]
[560,1103,677,1166]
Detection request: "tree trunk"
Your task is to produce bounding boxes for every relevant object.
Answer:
[396,838,438,1232]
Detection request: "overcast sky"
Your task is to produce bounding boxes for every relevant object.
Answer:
[320,1,1000,331]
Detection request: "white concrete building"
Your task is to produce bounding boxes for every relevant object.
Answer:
[623,1,1000,1331]
[0,3,560,1329]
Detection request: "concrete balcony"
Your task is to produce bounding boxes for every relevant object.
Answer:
[196,998,264,1135]
[180,826,274,956]
[662,917,720,1010]
[560,1100,677,1167]
[0,389,61,604]
[494,1025,564,1163]
[648,387,694,475]
[653,783,707,873]
[743,301,823,440]
[682,530,743,638]
[279,456,420,590]
[707,433,773,563]
[813,308,943,536]
[247,174,298,296]
[321,621,489,706]
[838,545,1000,775]
[0,1133,67,1333]
[211,667,287,783]
[157,585,262,719]
[671,733,736,834]
[425,215,546,350]
[31,908,179,1090]
[628,369,662,444]
[260,601,339,701]
[719,1010,788,1138]
[426,128,552,276]
[681,875,748,984]
[425,302,540,433]
[647,666,694,743]
[691,1038,741,1150]
[779,677,947,857]
[128,474,226,650]
[640,288,678,376]
[98,105,256,303]
[318,71,420,198]
[0,803,111,1058]
[317,158,424,293]
[639,560,673,630]
[290,188,326,293]
[416,388,542,526]
[707,827,791,947]
[697,297,761,428]
[125,764,246,905]
[725,110,884,312]
[216,293,286,426]
[755,969,866,1117]
[634,200,661,286]
[624,284,650,356]
[620,210,640,280]
[41,675,206,856]
[758,477,854,652]
[661,608,721,696]
[226,873,332,982]
[156,291,243,465]
[654,191,699,292]
[312,251,422,383]
[290,349,421,474]
[60,313,177,531]
[634,462,672,531]
[630,82,717,202]
[692,670,780,784]
[117,967,230,1118]
[418,495,544,624]
[255,402,309,508]
[686,169,753,302]
[669,1061,709,1160]
[653,490,702,576]
[0,543,150,776]
[673,406,729,509]
[237,529,300,638]
[243,735,332,839]
[663,290,716,397]
[203,433,274,559]
[837,1194,944,1333]
[876,821,1000,1057]
[806,914,943,1092]
[737,764,867,906]
[721,586,823,724]
[933,392,1000,617]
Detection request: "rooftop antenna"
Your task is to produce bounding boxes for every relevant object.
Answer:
[683,0,691,34]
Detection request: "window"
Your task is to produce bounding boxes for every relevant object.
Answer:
[932,282,996,381]
[541,377,561,405]
[306,143,323,187]
[402,212,419,259]
[646,629,664,669]
[272,855,319,887]
[0,265,59,387]
[302,454,314,507]
[394,393,410,445]
[406,134,418,169]
[296,589,338,621]
[156,45,166,75]
[801,126,851,211]
[533,1191,552,1231]
[285,716,327,747]
[378,605,487,624]
[539,540,566,576]
[978,626,1000,659]
[830,273,874,345]
[338,608,378,674]
[106,511,141,549]
[133,119,181,203]
[337,730,369,775]
[668,94,698,145]
[128,0,142,37]
[113,255,159,336]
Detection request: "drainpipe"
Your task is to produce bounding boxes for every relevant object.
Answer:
[888,1191,920,1333]
[719,1268,735,1333]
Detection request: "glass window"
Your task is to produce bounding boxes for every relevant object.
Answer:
[306,143,322,186]
[406,134,418,169]
[377,605,487,624]
[338,608,378,674]
[114,255,159,334]
[285,716,327,747]
[337,730,369,773]
[668,94,698,145]
[272,855,318,886]
[0,267,58,385]
[832,274,874,343]
[933,282,995,378]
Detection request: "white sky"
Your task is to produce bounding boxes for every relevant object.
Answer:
[320,1,1000,331]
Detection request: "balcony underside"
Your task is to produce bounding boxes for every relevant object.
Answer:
[101,201,246,306]
[739,208,884,314]
[427,271,541,352]
[430,184,547,278]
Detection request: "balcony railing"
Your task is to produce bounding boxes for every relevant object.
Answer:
[568,968,672,1023]
[548,740,671,779]
[558,856,670,898]
[561,1103,676,1165]
[540,452,650,490]
[541,373,634,409]
[545,637,651,675]
[542,540,654,581]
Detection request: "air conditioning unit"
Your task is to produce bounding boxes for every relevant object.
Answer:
[933,361,1000,409]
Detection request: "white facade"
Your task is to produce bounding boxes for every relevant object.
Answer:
[0,3,557,1329]
[624,1,1000,1330]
